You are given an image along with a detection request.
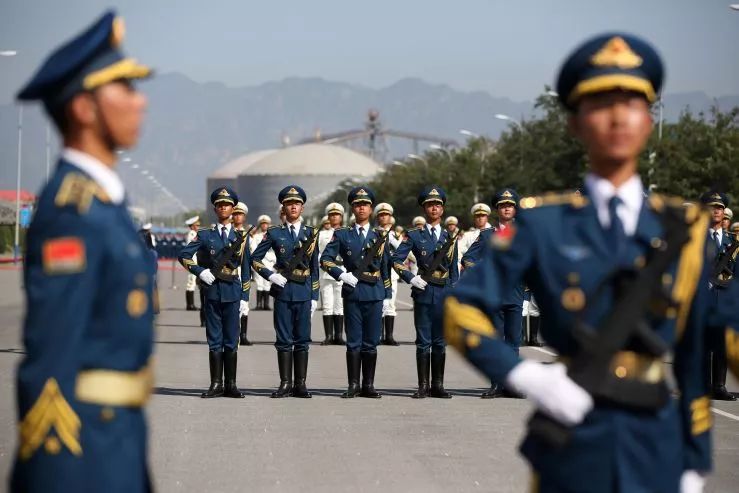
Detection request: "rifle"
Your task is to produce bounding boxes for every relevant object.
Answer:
[711,241,739,288]
[527,205,692,448]
[421,230,459,286]
[283,227,320,283]
[211,226,254,282]
[353,228,389,284]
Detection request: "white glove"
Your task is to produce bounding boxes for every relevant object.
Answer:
[239,300,248,317]
[339,272,358,288]
[410,275,428,290]
[680,471,706,493]
[505,360,593,426]
[198,269,215,285]
[268,273,287,287]
[382,299,391,313]
[310,300,317,317]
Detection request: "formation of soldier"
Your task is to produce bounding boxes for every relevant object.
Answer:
[9,8,739,493]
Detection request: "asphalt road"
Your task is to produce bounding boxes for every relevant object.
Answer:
[0,264,738,492]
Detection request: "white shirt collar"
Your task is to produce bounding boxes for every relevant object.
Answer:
[426,223,442,237]
[584,172,644,236]
[287,220,302,234]
[62,148,126,204]
[355,223,370,234]
[710,227,723,243]
[218,223,232,235]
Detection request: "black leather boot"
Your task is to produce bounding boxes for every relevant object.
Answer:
[527,316,543,347]
[198,290,206,327]
[429,352,451,398]
[481,382,505,399]
[271,351,293,398]
[263,292,271,311]
[321,315,333,346]
[712,352,737,401]
[385,316,399,346]
[411,353,430,399]
[380,317,387,345]
[201,351,224,398]
[360,352,381,398]
[292,350,312,398]
[333,315,346,345]
[342,351,361,398]
[239,316,252,346]
[186,291,196,310]
[223,350,245,398]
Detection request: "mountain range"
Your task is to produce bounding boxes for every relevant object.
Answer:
[0,73,737,211]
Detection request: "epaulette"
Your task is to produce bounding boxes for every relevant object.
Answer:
[54,172,110,214]
[519,191,588,210]
[268,225,280,230]
[336,226,350,231]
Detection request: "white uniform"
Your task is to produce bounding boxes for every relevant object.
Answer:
[185,229,198,291]
[318,228,344,316]
[382,228,401,317]
[250,231,276,292]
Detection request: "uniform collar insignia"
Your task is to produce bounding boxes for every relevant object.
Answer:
[590,36,643,69]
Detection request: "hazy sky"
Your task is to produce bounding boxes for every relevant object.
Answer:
[1,0,738,104]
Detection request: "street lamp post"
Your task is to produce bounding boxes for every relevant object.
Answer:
[495,113,524,169]
[14,105,23,263]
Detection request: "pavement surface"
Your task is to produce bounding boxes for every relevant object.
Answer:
[1,262,738,492]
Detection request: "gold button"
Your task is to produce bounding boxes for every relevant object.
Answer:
[665,307,677,319]
[662,273,673,285]
[634,256,646,268]
[44,436,61,455]
[101,407,116,422]
[567,272,580,285]
[650,238,663,249]
[615,366,628,378]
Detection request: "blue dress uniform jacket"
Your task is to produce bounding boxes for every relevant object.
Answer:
[443,192,714,492]
[392,226,459,304]
[320,226,393,301]
[251,224,320,302]
[178,226,251,303]
[12,159,154,493]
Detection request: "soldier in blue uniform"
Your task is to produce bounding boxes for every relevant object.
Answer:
[701,191,738,401]
[462,188,526,398]
[251,186,319,398]
[392,186,458,399]
[11,11,155,492]
[443,34,717,492]
[179,187,250,399]
[320,186,392,398]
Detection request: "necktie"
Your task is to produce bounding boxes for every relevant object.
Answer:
[714,231,721,250]
[221,226,228,245]
[290,225,296,242]
[607,196,626,256]
[359,226,366,244]
[430,227,438,244]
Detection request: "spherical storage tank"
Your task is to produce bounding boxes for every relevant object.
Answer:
[205,149,277,223]
[236,144,382,222]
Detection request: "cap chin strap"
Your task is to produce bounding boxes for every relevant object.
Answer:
[91,92,119,152]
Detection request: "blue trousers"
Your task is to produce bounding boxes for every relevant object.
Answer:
[492,303,523,355]
[204,299,240,351]
[414,302,445,354]
[344,299,382,353]
[273,299,311,352]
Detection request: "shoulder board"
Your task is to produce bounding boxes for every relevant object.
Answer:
[268,225,280,230]
[336,226,350,231]
[479,226,495,232]
[197,227,209,232]
[411,226,424,232]
[54,172,110,214]
[519,191,588,210]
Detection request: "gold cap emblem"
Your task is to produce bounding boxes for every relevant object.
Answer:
[288,187,298,194]
[712,193,722,200]
[110,17,126,47]
[357,189,368,196]
[502,190,513,198]
[429,188,440,196]
[590,36,643,69]
[218,188,229,197]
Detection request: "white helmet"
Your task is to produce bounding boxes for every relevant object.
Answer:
[325,202,345,215]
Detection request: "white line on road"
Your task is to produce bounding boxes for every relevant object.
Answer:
[528,346,557,357]
[712,407,739,422]
[397,300,413,308]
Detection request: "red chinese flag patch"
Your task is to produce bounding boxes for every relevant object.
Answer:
[42,237,86,274]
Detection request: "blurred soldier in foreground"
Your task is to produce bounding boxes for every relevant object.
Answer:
[179,187,251,399]
[252,186,319,398]
[11,11,154,491]
[184,215,201,311]
[393,186,458,399]
[702,191,737,401]
[375,202,401,345]
[233,202,252,346]
[251,215,275,310]
[317,203,346,345]
[444,34,717,492]
[321,187,392,397]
